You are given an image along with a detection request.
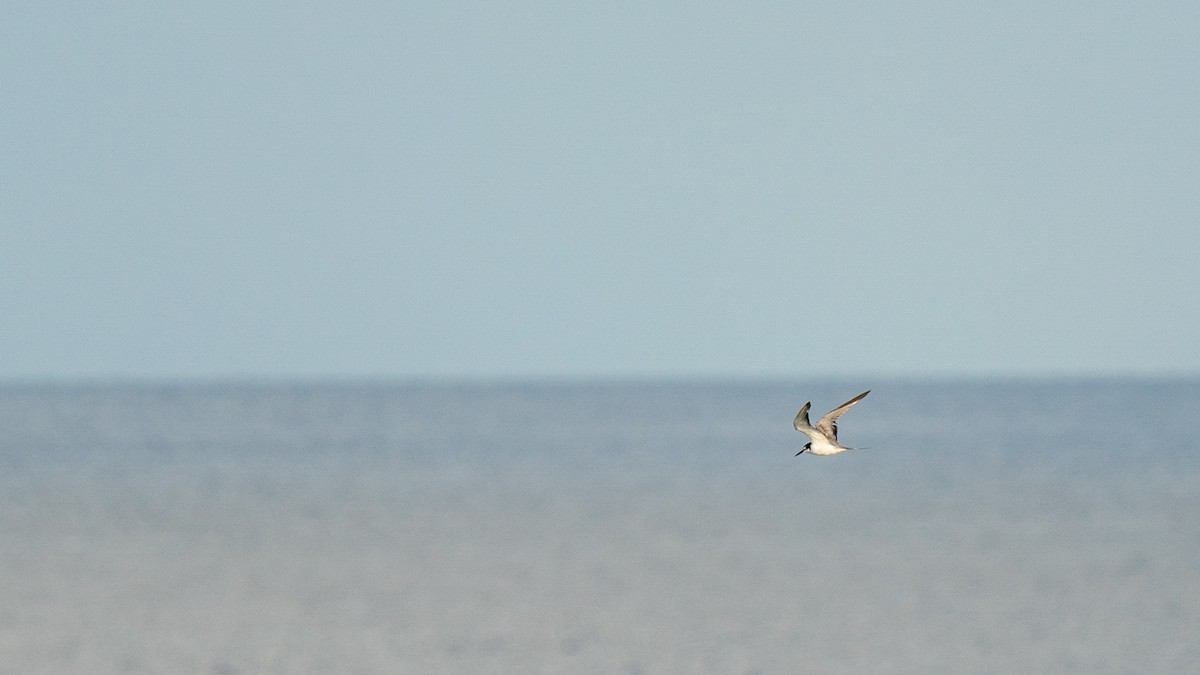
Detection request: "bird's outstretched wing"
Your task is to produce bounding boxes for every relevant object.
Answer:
[814,390,870,441]
[793,402,813,432]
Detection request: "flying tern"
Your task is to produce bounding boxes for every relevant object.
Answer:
[793,390,870,456]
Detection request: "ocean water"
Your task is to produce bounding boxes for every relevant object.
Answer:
[1,379,1198,674]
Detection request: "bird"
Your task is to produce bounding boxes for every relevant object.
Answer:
[793,390,870,456]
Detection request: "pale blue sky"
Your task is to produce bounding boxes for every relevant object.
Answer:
[4,2,1198,380]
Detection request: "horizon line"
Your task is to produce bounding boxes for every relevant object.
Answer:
[2,369,1198,388]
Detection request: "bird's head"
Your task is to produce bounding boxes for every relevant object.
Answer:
[796,442,811,456]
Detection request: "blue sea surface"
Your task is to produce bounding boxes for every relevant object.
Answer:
[1,379,1198,673]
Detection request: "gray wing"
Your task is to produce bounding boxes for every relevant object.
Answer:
[814,390,870,441]
[793,402,813,432]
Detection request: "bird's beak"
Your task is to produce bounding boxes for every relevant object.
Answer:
[795,448,805,456]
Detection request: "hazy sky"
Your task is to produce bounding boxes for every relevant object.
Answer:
[4,2,1198,380]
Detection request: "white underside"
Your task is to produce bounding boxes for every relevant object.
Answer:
[806,437,850,455]
[796,427,851,455]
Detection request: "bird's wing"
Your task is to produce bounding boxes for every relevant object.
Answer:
[814,390,870,441]
[793,402,813,432]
